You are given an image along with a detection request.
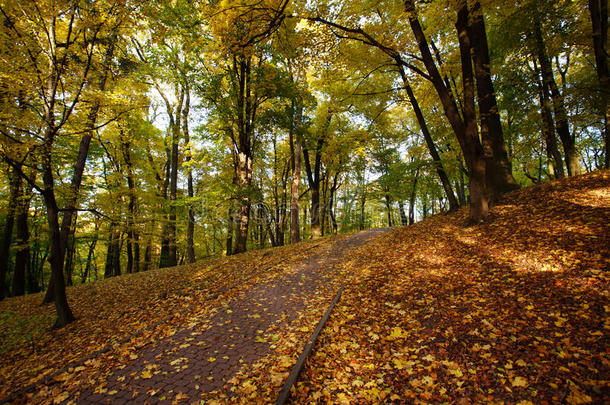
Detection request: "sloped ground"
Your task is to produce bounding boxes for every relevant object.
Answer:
[285,171,609,404]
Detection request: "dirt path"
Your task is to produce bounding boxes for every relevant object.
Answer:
[75,228,387,404]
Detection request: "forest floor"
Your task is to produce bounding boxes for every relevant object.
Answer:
[1,170,609,404]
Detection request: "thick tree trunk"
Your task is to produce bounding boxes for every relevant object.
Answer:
[397,66,459,211]
[13,198,30,296]
[467,1,519,196]
[0,166,20,300]
[457,2,488,222]
[405,0,487,221]
[41,139,75,327]
[588,0,609,168]
[234,150,253,253]
[533,17,580,176]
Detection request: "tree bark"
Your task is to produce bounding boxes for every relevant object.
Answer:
[467,1,519,196]
[226,207,234,256]
[398,201,408,226]
[43,36,116,304]
[183,86,196,264]
[588,0,609,168]
[397,65,459,211]
[384,194,394,227]
[0,166,20,300]
[533,60,565,179]
[409,167,419,225]
[13,190,31,296]
[457,2,488,222]
[532,16,580,176]
[289,104,302,244]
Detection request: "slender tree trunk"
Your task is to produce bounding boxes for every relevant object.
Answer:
[384,194,394,227]
[398,201,408,226]
[533,17,580,176]
[397,66,459,211]
[0,166,20,300]
[167,90,183,267]
[104,222,119,278]
[64,213,77,286]
[82,227,98,284]
[183,87,196,264]
[409,169,419,225]
[226,207,234,256]
[588,0,609,168]
[534,60,565,179]
[289,107,302,244]
[467,1,519,197]
[43,37,116,304]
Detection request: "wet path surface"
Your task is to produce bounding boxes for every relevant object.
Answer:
[76,229,387,404]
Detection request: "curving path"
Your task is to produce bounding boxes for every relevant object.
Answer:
[75,228,388,404]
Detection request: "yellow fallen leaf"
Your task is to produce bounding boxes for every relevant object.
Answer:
[512,376,528,387]
[208,357,216,362]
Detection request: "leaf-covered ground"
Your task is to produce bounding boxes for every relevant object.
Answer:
[2,171,609,404]
[284,171,609,404]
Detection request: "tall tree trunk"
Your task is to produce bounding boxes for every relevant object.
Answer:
[533,17,580,176]
[398,201,408,226]
[183,86,196,264]
[457,2,488,222]
[121,135,139,273]
[41,137,75,328]
[404,0,488,221]
[226,207,234,256]
[104,222,119,278]
[397,65,459,211]
[167,88,183,267]
[384,194,394,227]
[82,225,98,284]
[467,1,519,197]
[0,166,20,300]
[43,37,116,304]
[64,213,77,286]
[13,199,30,296]
[409,169,419,225]
[588,0,609,168]
[289,105,302,244]
[533,60,565,179]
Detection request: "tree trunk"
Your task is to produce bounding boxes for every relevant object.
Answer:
[467,1,519,197]
[588,0,609,168]
[457,2,488,222]
[183,87,196,264]
[533,17,580,176]
[13,203,30,296]
[409,169,419,225]
[226,207,234,256]
[405,0,487,221]
[384,194,394,227]
[64,213,77,286]
[0,166,20,300]
[41,139,75,327]
[533,60,565,179]
[289,106,302,244]
[397,65,459,211]
[43,37,116,304]
[398,201,408,226]
[82,227,98,284]
[104,222,119,278]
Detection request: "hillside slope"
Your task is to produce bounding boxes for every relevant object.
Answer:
[285,171,609,404]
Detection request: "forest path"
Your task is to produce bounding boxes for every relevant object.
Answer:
[75,228,388,404]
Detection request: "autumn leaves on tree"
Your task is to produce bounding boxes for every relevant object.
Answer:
[0,0,607,329]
